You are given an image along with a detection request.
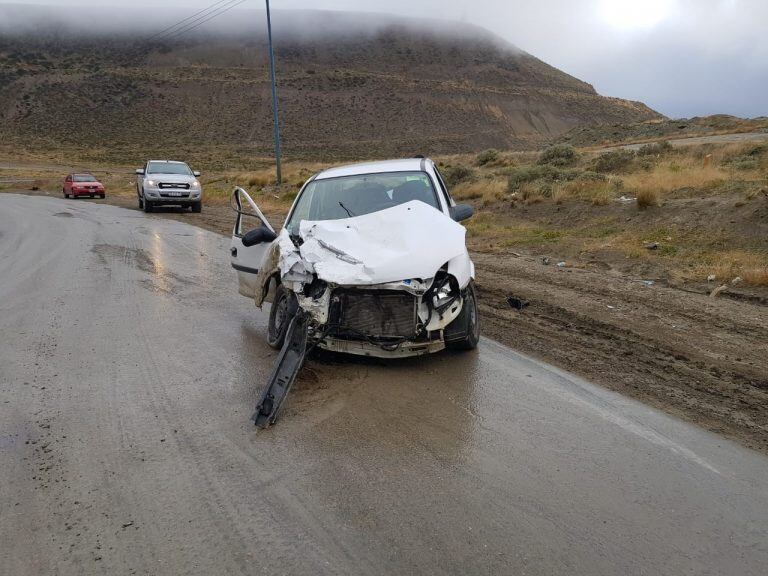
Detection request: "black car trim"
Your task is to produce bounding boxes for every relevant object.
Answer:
[232,263,259,274]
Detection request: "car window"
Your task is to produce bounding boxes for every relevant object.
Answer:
[286,171,440,235]
[433,167,454,207]
[146,162,192,175]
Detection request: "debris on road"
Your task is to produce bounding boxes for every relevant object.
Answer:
[541,256,551,265]
[707,274,717,282]
[506,296,530,310]
[731,276,743,285]
[556,261,566,267]
[644,241,659,250]
[642,280,655,286]
[252,310,310,429]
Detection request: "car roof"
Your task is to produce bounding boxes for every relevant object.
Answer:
[314,158,428,180]
[147,160,189,165]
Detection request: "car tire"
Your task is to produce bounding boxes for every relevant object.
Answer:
[143,199,153,213]
[63,189,69,198]
[267,284,296,349]
[191,201,202,213]
[100,193,105,199]
[445,281,480,351]
[89,194,94,198]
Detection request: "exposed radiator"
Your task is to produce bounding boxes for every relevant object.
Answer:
[334,290,417,339]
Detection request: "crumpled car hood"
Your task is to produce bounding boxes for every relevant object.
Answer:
[278,200,469,285]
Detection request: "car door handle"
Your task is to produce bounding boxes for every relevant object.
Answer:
[230,247,237,257]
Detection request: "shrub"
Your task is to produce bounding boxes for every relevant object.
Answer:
[538,145,578,167]
[637,141,673,156]
[636,187,660,208]
[592,149,635,173]
[476,149,500,166]
[442,164,476,187]
[507,164,584,192]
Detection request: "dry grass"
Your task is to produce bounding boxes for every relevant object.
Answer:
[452,179,506,204]
[636,187,660,208]
[622,162,727,196]
[675,250,768,287]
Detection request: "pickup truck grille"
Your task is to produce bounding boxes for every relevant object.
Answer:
[159,182,190,189]
[332,290,417,339]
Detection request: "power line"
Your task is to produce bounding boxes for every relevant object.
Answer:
[146,0,233,41]
[152,0,248,43]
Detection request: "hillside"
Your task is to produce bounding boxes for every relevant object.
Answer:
[558,115,768,148]
[0,7,661,164]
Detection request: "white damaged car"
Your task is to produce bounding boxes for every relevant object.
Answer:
[230,158,479,359]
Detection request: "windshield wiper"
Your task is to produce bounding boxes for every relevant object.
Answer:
[338,202,355,217]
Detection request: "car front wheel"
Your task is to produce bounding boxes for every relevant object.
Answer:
[267,284,296,349]
[445,281,480,351]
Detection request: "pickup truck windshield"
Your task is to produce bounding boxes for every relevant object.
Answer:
[286,171,439,234]
[147,162,192,175]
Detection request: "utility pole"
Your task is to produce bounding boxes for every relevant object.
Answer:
[265,0,282,184]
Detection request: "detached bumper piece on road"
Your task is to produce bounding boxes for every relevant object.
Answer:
[252,310,310,428]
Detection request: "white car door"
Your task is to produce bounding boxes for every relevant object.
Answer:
[230,187,277,298]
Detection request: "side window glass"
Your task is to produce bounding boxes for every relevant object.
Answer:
[433,167,453,207]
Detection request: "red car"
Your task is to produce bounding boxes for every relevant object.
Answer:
[63,173,105,199]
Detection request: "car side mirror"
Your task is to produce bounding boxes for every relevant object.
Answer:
[242,226,277,247]
[193,171,201,177]
[135,169,145,175]
[450,203,474,222]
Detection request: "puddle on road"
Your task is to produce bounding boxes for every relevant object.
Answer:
[91,243,195,295]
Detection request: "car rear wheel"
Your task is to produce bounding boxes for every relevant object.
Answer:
[445,281,480,351]
[267,284,296,349]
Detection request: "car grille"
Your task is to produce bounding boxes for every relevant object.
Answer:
[159,182,190,190]
[332,290,417,339]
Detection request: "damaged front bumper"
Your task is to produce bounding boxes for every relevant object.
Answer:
[318,335,445,358]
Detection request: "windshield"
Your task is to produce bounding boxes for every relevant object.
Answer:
[286,171,439,234]
[73,174,97,182]
[147,162,192,175]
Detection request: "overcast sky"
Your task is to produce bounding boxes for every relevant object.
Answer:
[5,0,767,118]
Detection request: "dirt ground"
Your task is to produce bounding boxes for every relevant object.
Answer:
[5,187,767,455]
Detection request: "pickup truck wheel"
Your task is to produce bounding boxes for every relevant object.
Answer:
[191,201,202,213]
[143,199,153,213]
[138,194,143,209]
[446,281,480,351]
[267,284,296,349]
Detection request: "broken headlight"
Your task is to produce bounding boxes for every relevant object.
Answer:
[430,270,460,316]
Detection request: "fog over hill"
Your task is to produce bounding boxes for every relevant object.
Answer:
[0,5,661,161]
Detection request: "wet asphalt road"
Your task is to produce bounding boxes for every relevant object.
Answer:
[1,194,767,576]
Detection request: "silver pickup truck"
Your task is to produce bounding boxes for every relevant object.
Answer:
[135,160,203,213]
